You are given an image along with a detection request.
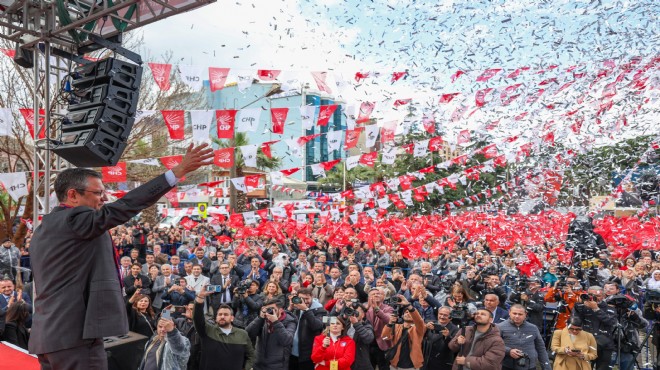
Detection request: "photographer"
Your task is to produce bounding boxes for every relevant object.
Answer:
[543,276,582,329]
[448,308,505,370]
[423,306,458,370]
[643,291,660,370]
[571,285,618,370]
[469,273,507,308]
[497,304,551,370]
[289,287,327,370]
[162,277,196,309]
[347,304,375,370]
[231,279,264,328]
[381,294,427,369]
[608,294,648,370]
[508,277,545,332]
[246,298,297,370]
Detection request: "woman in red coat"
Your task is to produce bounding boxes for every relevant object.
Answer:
[311,316,356,370]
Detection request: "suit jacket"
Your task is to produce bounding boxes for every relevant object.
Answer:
[191,257,213,277]
[492,306,509,325]
[208,274,239,311]
[0,292,33,314]
[123,274,152,297]
[151,274,180,309]
[185,275,210,294]
[28,173,174,355]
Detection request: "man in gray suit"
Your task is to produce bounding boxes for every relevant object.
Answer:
[28,144,213,370]
[152,264,179,311]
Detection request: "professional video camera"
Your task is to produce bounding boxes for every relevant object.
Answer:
[340,299,362,318]
[450,303,471,327]
[236,280,252,295]
[384,296,405,324]
[440,276,455,292]
[645,290,660,305]
[605,294,635,310]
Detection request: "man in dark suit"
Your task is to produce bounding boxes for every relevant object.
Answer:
[208,261,240,312]
[0,278,32,315]
[28,144,213,369]
[123,263,152,298]
[191,247,212,277]
[484,293,509,324]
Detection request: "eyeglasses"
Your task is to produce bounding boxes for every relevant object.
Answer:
[77,189,105,197]
[568,327,582,332]
[438,314,450,317]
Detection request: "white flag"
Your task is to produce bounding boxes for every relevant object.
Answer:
[348,213,358,224]
[231,177,247,193]
[270,207,287,218]
[236,108,261,132]
[344,104,356,130]
[269,171,284,186]
[400,190,414,206]
[386,178,400,192]
[0,108,14,136]
[353,203,364,213]
[240,144,258,168]
[330,209,340,221]
[0,172,28,202]
[190,110,213,144]
[300,105,317,130]
[237,73,254,93]
[285,139,303,158]
[346,155,360,170]
[366,209,377,218]
[178,65,205,91]
[414,139,430,157]
[128,158,161,166]
[243,211,257,225]
[377,197,390,209]
[135,110,157,122]
[311,163,326,178]
[381,146,397,165]
[326,130,343,152]
[364,124,379,148]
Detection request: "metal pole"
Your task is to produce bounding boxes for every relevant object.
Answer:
[301,85,307,183]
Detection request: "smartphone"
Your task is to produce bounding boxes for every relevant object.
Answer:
[162,309,171,320]
[139,289,149,295]
[206,285,222,293]
[171,306,187,313]
[571,349,581,353]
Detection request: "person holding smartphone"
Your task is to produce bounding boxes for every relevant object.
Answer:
[550,317,597,370]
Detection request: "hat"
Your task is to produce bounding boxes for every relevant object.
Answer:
[1,238,10,243]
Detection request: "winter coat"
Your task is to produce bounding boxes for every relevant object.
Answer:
[310,334,356,370]
[448,324,506,370]
[138,329,191,370]
[381,308,427,369]
[291,300,327,361]
[497,319,551,370]
[231,292,264,328]
[350,320,375,370]
[550,327,597,370]
[246,312,297,370]
[423,322,458,370]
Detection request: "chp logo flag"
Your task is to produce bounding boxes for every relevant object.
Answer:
[148,63,172,91]
[159,155,183,169]
[216,109,237,139]
[208,67,230,92]
[161,110,185,140]
[356,101,376,124]
[214,148,235,169]
[271,108,289,134]
[102,162,127,182]
[19,108,46,139]
[317,105,338,126]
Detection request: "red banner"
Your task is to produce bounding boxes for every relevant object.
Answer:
[208,67,230,92]
[214,148,235,169]
[19,108,46,139]
[161,110,185,140]
[317,105,338,126]
[102,162,127,183]
[356,102,375,123]
[345,128,363,149]
[148,63,172,91]
[160,155,183,169]
[359,152,378,167]
[216,109,237,139]
[271,108,289,134]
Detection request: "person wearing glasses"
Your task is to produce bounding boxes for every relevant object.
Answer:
[28,144,214,369]
[550,317,597,370]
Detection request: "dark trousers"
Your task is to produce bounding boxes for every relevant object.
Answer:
[289,355,314,370]
[595,348,614,370]
[370,342,390,370]
[37,338,106,370]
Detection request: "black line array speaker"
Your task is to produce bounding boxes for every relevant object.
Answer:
[53,57,142,167]
[104,331,148,370]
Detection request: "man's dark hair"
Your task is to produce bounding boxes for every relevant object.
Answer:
[131,263,142,269]
[297,287,313,296]
[54,168,102,202]
[216,304,234,315]
[478,308,494,318]
[263,298,284,308]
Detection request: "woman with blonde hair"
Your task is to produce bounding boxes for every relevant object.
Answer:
[550,317,597,370]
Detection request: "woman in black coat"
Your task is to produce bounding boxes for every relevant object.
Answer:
[3,301,31,349]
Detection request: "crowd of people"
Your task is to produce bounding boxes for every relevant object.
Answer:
[4,211,660,370]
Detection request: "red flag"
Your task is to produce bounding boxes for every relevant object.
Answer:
[271,107,289,134]
[257,69,281,81]
[214,148,235,168]
[450,70,465,83]
[320,159,341,171]
[345,128,363,149]
[399,175,413,190]
[402,143,414,154]
[160,155,183,169]
[297,133,321,146]
[216,109,237,139]
[208,67,230,92]
[542,131,555,145]
[507,67,529,79]
[475,88,493,107]
[280,168,300,176]
[381,124,396,144]
[480,144,499,159]
[359,152,378,167]
[245,175,260,189]
[19,108,46,139]
[148,63,172,91]
[429,136,444,151]
[457,129,471,144]
[317,105,338,126]
[0,48,16,58]
[341,190,355,199]
[391,71,408,83]
[257,208,269,220]
[476,68,501,82]
[439,93,460,103]
[356,102,376,123]
[164,188,178,207]
[422,116,435,134]
[260,140,278,158]
[393,99,412,107]
[102,162,127,182]
[355,71,370,82]
[311,71,332,93]
[161,110,185,140]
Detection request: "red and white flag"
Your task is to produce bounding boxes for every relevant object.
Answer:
[19,108,46,139]
[345,128,363,149]
[208,67,230,92]
[356,101,376,124]
[161,110,185,140]
[317,105,338,126]
[102,162,127,182]
[148,63,172,91]
[214,148,235,169]
[160,155,183,169]
[457,129,471,144]
[271,108,289,134]
[311,71,332,93]
[216,109,237,139]
[476,68,502,82]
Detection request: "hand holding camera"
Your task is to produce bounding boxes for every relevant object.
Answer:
[322,336,331,348]
[509,348,524,359]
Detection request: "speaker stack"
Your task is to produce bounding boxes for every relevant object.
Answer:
[53,58,142,167]
[104,331,149,370]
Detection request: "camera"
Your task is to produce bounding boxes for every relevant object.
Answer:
[236,280,252,295]
[341,299,362,318]
[450,303,470,326]
[646,290,660,304]
[266,307,275,315]
[206,285,223,293]
[291,296,303,305]
[515,353,530,368]
[322,316,338,324]
[384,296,402,306]
[580,293,598,302]
[169,305,187,313]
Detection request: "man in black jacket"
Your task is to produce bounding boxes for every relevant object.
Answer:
[507,277,545,333]
[348,304,375,370]
[288,287,326,370]
[246,298,297,370]
[423,306,458,369]
[174,302,201,370]
[571,285,618,370]
[208,262,239,312]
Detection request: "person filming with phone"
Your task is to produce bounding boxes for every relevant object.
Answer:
[550,317,597,370]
